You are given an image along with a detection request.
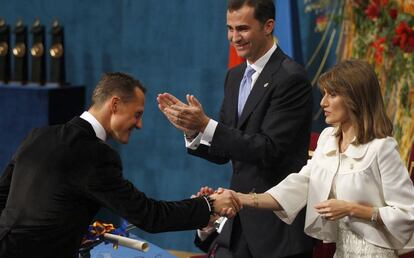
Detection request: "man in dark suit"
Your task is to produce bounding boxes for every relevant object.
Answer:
[157,0,315,257]
[0,72,241,258]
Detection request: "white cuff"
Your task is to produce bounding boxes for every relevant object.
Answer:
[185,133,202,150]
[197,228,215,241]
[216,217,227,234]
[200,119,218,146]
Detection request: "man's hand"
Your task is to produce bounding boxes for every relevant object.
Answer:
[157,93,210,134]
[195,186,215,197]
[192,186,239,218]
[210,189,242,218]
[157,93,196,136]
[191,186,221,235]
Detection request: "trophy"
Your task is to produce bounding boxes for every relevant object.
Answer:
[49,19,65,85]
[30,18,45,84]
[0,18,10,83]
[12,19,28,84]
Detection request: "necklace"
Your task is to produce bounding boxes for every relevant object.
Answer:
[340,138,352,152]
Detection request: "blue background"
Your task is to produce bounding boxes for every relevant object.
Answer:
[0,0,330,252]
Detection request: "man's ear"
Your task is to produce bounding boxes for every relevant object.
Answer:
[264,19,275,36]
[110,96,121,114]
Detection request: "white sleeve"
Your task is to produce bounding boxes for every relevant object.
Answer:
[377,138,414,247]
[266,159,311,224]
[265,127,333,224]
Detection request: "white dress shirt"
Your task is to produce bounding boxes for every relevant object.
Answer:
[80,111,107,141]
[267,127,414,252]
[186,44,278,149]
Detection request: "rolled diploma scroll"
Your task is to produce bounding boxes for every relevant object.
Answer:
[103,233,149,252]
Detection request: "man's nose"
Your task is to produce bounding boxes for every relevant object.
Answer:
[230,30,241,42]
[135,118,142,129]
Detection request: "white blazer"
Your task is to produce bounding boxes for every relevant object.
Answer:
[267,127,414,252]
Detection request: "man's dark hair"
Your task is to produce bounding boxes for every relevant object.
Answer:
[91,72,146,107]
[227,0,275,25]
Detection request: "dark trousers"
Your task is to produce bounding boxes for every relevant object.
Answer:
[212,216,313,258]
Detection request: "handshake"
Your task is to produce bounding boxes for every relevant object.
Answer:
[193,186,242,219]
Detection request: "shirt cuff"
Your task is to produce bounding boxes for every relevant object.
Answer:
[197,228,215,241]
[185,133,202,150]
[200,119,218,146]
[216,217,227,234]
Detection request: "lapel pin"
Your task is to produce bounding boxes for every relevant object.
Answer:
[264,83,269,88]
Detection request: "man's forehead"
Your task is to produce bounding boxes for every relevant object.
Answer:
[134,88,145,100]
[227,4,255,14]
[227,7,255,22]
[131,100,145,113]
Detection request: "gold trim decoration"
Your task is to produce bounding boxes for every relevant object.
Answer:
[49,43,63,58]
[12,42,25,58]
[0,42,8,57]
[30,42,44,57]
[311,29,336,86]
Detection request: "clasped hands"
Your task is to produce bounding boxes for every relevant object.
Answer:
[157,93,210,137]
[192,186,242,219]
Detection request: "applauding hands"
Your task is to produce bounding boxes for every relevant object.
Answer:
[157,93,210,138]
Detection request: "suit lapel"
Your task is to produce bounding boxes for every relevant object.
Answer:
[237,48,285,129]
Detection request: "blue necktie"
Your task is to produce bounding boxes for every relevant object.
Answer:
[238,65,255,117]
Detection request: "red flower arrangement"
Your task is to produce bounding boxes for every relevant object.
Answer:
[372,37,386,63]
[389,8,398,19]
[393,21,414,52]
[365,0,382,19]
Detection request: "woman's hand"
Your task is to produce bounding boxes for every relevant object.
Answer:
[314,199,351,220]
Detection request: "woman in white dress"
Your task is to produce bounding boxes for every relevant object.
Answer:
[236,60,414,257]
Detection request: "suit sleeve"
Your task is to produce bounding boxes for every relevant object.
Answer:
[0,128,38,212]
[194,231,218,253]
[85,145,210,233]
[0,161,14,212]
[191,66,312,168]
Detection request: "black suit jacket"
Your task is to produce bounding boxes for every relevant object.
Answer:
[0,117,210,258]
[194,220,233,258]
[189,48,314,257]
